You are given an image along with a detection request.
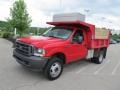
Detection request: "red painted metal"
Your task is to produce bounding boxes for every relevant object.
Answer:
[18,21,110,64]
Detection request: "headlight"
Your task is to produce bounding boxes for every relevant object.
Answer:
[34,48,45,57]
[38,49,43,53]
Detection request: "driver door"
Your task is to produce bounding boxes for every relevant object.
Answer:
[66,30,87,62]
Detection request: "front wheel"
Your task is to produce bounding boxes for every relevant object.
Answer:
[44,57,63,80]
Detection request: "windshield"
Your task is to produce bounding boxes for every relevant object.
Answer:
[42,27,72,39]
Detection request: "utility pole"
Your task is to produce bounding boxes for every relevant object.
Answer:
[84,9,90,15]
[84,9,90,20]
[14,28,17,38]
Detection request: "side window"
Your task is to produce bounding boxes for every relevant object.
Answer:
[72,30,84,44]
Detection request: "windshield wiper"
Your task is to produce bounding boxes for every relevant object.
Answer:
[48,35,58,38]
[49,35,65,40]
[41,34,56,37]
[41,34,47,36]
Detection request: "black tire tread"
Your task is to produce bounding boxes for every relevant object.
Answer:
[91,50,104,64]
[43,57,63,80]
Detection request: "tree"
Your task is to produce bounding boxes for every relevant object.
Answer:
[7,0,32,37]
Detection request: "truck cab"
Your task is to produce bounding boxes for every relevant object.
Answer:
[13,13,110,80]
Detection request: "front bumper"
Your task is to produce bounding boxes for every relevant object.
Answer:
[13,50,49,71]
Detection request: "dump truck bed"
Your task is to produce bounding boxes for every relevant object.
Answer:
[91,28,110,48]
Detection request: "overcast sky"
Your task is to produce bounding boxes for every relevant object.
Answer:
[0,0,120,30]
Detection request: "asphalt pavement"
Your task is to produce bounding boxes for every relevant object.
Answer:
[0,38,120,90]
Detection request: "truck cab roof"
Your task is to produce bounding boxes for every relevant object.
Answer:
[47,21,95,30]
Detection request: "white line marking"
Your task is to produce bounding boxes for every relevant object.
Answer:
[76,66,87,74]
[94,60,110,75]
[76,73,120,76]
[111,60,120,75]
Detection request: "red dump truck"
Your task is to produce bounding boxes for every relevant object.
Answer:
[13,13,110,80]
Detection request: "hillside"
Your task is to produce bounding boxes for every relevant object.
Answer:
[0,21,7,28]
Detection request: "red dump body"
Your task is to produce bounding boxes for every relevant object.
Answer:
[47,21,110,49]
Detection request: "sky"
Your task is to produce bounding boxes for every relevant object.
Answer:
[0,0,120,32]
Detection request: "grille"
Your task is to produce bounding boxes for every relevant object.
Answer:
[15,41,34,56]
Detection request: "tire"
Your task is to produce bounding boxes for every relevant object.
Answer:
[44,57,63,80]
[91,50,104,64]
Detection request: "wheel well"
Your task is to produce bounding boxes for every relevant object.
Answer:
[93,47,107,58]
[52,53,66,64]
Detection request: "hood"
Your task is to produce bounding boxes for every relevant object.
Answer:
[18,36,65,48]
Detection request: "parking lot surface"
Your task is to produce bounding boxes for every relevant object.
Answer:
[0,38,120,90]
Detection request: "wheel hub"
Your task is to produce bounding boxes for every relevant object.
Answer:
[50,62,61,78]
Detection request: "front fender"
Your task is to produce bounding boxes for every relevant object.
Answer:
[45,47,66,57]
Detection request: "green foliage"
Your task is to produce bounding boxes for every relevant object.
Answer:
[0,21,9,31]
[0,31,2,37]
[7,0,32,37]
[111,34,120,40]
[0,21,7,28]
[2,32,13,38]
[39,28,48,34]
[29,27,48,35]
[6,19,14,32]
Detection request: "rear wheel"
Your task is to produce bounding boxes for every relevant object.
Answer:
[44,57,63,80]
[91,50,104,64]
